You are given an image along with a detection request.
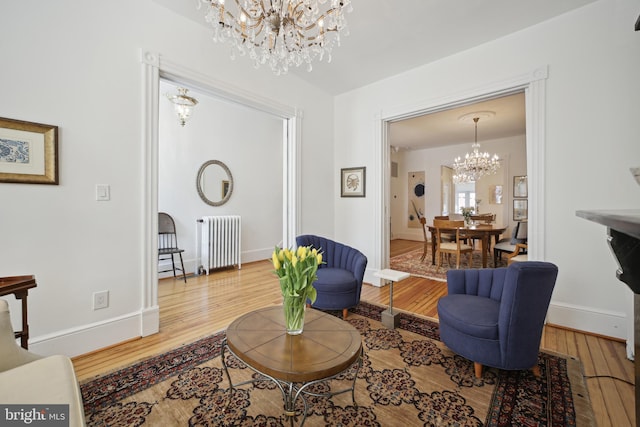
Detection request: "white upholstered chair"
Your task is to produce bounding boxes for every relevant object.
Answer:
[0,299,87,426]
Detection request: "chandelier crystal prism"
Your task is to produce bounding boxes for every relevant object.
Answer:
[452,117,500,183]
[199,0,352,75]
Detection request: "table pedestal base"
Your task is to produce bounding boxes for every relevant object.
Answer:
[221,338,363,426]
[381,309,400,329]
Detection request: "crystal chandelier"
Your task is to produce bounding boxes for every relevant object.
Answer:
[452,117,500,183]
[199,0,352,75]
[166,87,198,127]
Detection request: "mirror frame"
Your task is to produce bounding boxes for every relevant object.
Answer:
[196,160,234,206]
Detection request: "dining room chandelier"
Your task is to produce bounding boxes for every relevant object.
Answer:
[199,0,352,75]
[166,87,198,127]
[452,117,500,183]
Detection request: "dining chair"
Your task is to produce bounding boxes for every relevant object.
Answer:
[507,243,529,264]
[419,217,429,262]
[493,221,528,267]
[469,213,496,252]
[470,213,495,224]
[433,215,460,243]
[433,219,473,270]
[158,212,187,283]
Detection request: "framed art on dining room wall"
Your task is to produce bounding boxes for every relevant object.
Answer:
[513,175,527,198]
[513,199,528,221]
[0,117,58,185]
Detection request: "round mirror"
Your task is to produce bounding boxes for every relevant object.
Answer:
[196,160,233,206]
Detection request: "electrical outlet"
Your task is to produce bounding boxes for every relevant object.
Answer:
[93,291,109,310]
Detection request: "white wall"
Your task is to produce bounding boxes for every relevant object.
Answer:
[0,0,334,357]
[391,135,526,241]
[159,81,283,275]
[334,0,640,341]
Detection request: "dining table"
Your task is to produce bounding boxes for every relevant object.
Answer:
[426,223,507,268]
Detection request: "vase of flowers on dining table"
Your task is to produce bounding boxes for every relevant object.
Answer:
[461,207,475,226]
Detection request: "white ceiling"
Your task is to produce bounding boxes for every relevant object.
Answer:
[389,92,526,151]
[154,0,597,148]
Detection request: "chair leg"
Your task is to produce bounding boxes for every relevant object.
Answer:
[474,362,483,378]
[171,254,177,278]
[178,252,187,283]
[531,364,541,377]
[342,308,348,320]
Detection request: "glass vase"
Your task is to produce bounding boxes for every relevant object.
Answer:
[283,294,306,335]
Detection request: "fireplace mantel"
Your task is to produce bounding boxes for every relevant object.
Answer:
[576,209,640,293]
[577,209,640,425]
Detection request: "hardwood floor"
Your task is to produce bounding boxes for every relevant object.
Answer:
[72,240,634,426]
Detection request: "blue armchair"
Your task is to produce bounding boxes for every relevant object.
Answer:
[437,261,558,378]
[296,235,368,319]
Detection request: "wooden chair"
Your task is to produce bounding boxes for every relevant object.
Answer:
[433,219,473,270]
[507,243,528,265]
[469,213,496,252]
[158,212,187,283]
[470,213,496,224]
[493,221,528,267]
[433,215,458,243]
[419,217,429,262]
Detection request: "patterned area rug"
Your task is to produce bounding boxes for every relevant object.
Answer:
[80,302,594,426]
[390,247,508,281]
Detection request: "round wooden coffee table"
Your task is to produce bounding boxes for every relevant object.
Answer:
[221,306,363,426]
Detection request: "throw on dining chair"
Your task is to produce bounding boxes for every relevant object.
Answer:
[158,212,187,283]
[437,261,558,378]
[433,219,473,270]
[493,221,527,267]
[295,234,368,320]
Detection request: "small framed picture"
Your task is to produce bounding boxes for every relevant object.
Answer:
[221,180,230,198]
[514,175,527,198]
[0,117,59,184]
[489,185,503,204]
[341,166,366,197]
[513,199,528,221]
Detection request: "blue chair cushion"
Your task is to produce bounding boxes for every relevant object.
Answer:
[437,294,500,340]
[315,268,358,291]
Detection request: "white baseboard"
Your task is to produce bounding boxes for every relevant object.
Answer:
[547,301,627,341]
[29,311,143,358]
[392,233,423,242]
[160,249,272,278]
[242,247,272,264]
[141,305,160,336]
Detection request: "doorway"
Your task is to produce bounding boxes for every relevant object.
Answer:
[376,67,548,274]
[388,92,525,245]
[140,50,301,336]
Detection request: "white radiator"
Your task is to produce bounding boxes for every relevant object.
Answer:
[198,215,241,273]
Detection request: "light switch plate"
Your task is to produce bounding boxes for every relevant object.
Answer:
[96,184,110,201]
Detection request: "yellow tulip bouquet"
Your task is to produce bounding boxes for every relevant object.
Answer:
[272,245,323,334]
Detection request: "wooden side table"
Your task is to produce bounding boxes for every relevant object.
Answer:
[374,269,410,329]
[0,275,37,349]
